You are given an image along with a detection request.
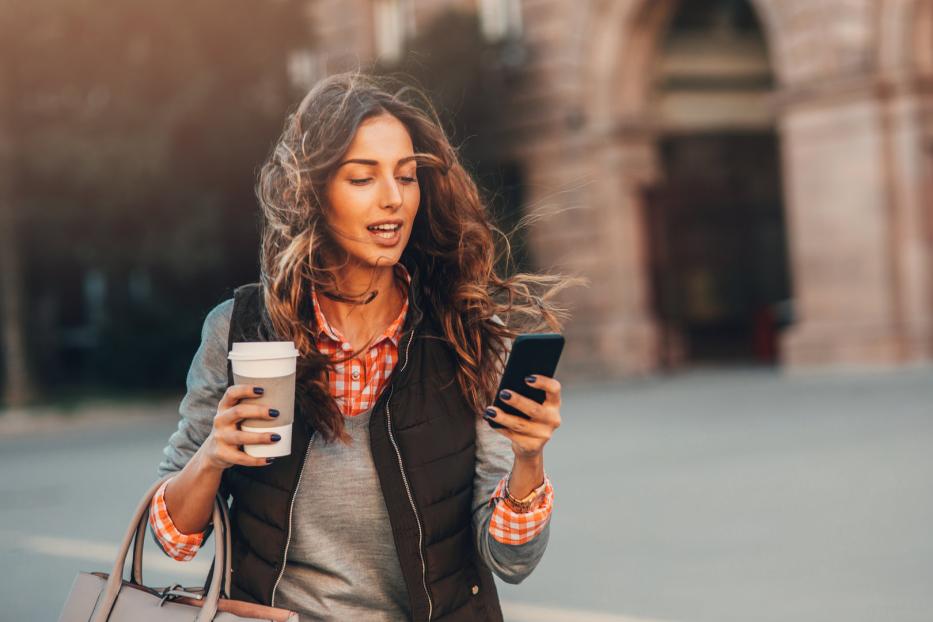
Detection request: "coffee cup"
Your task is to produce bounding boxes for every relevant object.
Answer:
[227,341,300,458]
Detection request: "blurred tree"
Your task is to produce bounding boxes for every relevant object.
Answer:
[0,61,33,408]
[0,0,312,402]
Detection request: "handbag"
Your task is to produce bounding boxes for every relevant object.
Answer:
[57,473,299,621]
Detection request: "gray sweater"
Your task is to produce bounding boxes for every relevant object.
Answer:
[153,299,551,619]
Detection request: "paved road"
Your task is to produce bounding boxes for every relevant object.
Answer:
[1,365,931,622]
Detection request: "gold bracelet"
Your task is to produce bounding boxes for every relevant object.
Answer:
[503,475,546,513]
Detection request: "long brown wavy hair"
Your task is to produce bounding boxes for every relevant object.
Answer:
[255,70,586,445]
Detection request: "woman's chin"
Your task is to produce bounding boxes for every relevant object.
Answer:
[348,250,403,269]
[369,242,409,263]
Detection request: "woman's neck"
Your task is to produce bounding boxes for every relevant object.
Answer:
[316,263,405,347]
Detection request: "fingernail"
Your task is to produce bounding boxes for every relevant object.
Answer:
[253,386,264,395]
[269,408,280,417]
[499,389,511,400]
[271,433,282,442]
[525,375,536,384]
[484,407,497,418]
[266,458,274,464]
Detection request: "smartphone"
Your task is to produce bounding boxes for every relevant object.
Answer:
[486,333,565,429]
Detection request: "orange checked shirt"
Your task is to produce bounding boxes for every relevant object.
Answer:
[150,263,553,560]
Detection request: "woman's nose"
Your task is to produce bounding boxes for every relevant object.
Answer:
[381,175,404,208]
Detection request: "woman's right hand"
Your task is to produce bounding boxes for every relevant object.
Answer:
[201,384,282,470]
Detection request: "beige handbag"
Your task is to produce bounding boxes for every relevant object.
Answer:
[57,473,299,622]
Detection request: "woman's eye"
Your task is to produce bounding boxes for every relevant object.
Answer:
[348,176,416,185]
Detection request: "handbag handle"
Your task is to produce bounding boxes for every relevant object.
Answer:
[129,475,232,598]
[90,473,230,622]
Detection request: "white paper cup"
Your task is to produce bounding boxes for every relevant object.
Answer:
[228,341,299,458]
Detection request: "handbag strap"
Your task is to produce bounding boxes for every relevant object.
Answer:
[130,475,232,598]
[90,474,230,622]
[201,486,234,598]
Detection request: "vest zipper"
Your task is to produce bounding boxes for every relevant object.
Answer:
[270,431,315,608]
[385,328,433,621]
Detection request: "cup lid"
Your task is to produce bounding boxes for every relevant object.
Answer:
[228,341,300,361]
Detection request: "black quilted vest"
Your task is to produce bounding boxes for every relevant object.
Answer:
[218,258,504,621]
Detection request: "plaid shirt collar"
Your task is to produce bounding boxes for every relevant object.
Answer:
[310,263,411,348]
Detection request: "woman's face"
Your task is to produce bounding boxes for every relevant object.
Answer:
[325,113,420,270]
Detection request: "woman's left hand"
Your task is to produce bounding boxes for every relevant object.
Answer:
[484,375,561,460]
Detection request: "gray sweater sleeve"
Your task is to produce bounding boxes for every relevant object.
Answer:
[149,298,234,556]
[470,328,551,584]
[157,298,234,478]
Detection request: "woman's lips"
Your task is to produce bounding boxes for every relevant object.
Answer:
[367,225,402,246]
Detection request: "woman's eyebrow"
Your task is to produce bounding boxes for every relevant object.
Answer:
[338,155,417,167]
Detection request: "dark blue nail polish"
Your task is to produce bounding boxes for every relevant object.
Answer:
[484,407,497,418]
[253,386,265,395]
[499,389,511,400]
[269,408,280,417]
[271,433,281,442]
[525,375,536,384]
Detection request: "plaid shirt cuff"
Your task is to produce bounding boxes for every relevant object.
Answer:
[149,477,206,561]
[487,473,554,545]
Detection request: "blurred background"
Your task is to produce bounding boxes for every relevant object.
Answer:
[1,1,931,621]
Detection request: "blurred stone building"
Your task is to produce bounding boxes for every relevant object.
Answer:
[296,0,933,380]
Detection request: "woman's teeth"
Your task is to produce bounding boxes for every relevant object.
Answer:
[368,224,400,238]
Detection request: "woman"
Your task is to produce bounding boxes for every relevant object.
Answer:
[150,71,579,621]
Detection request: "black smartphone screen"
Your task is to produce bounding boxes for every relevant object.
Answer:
[487,333,565,429]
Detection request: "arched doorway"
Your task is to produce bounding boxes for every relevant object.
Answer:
[639,0,792,368]
[568,0,933,376]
